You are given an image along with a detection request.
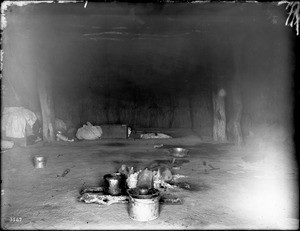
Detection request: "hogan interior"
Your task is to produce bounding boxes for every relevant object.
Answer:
[1,1,299,230]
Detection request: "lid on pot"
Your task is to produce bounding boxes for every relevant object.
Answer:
[128,187,159,199]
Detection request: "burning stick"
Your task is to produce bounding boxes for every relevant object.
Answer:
[61,169,70,177]
[80,186,104,195]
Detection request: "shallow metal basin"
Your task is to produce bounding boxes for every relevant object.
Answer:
[168,147,189,157]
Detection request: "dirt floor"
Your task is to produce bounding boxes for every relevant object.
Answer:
[1,129,299,230]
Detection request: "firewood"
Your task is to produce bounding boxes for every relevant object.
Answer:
[78,193,129,205]
[80,186,104,195]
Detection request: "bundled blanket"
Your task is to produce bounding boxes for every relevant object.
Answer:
[2,107,37,138]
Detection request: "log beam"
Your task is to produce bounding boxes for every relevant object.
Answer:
[228,36,244,146]
[37,76,56,142]
[212,88,227,142]
[229,84,243,146]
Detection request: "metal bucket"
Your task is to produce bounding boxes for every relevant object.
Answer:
[127,188,160,221]
[33,156,46,168]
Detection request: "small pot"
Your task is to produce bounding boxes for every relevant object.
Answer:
[103,173,126,196]
[169,147,189,157]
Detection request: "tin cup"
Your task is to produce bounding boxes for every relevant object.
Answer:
[33,156,46,168]
[103,173,126,196]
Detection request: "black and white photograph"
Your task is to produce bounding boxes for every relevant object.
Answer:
[1,0,299,229]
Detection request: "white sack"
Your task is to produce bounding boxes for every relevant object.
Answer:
[1,140,14,149]
[76,122,102,140]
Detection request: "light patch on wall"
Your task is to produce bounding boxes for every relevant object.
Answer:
[83,32,126,36]
[1,0,79,29]
[191,0,212,3]
[0,0,81,81]
[113,27,128,30]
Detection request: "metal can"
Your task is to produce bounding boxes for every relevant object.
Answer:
[103,173,126,196]
[33,156,46,168]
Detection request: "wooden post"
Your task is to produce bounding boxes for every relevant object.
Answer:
[37,76,55,142]
[188,81,194,130]
[212,88,227,142]
[229,84,243,146]
[228,36,244,146]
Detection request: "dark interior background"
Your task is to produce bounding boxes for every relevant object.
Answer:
[2,2,296,138]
